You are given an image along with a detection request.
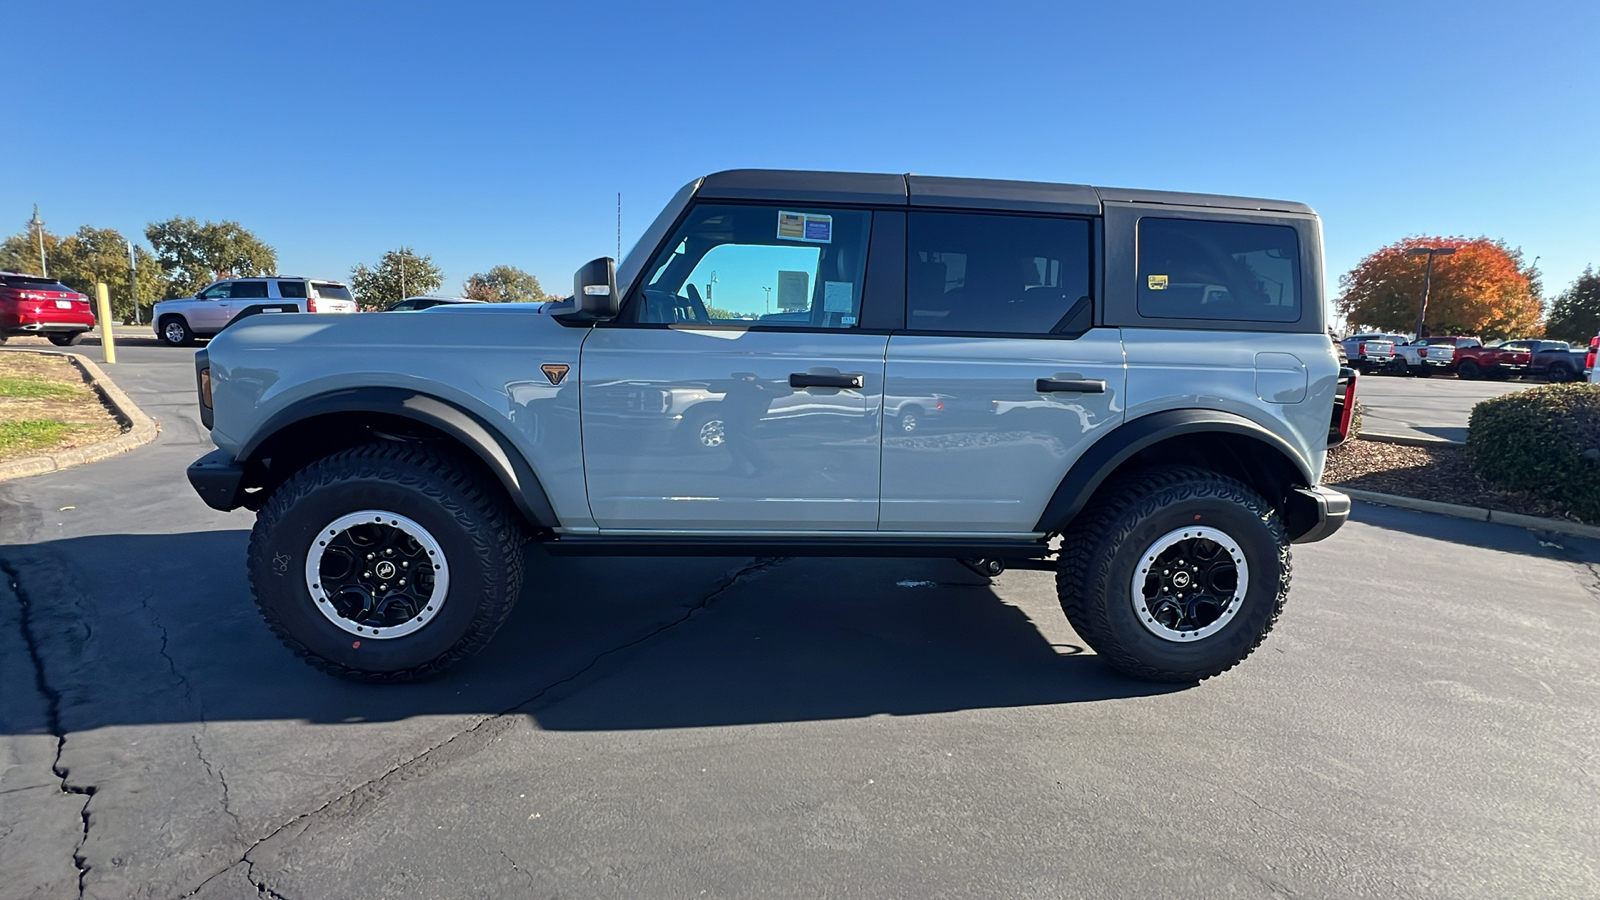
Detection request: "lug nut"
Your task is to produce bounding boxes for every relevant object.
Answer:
[366,553,374,560]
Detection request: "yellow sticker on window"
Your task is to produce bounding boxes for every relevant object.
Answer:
[1148,274,1169,290]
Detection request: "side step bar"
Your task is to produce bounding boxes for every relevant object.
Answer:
[539,535,1052,559]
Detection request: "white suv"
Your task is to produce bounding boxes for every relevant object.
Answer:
[153,277,357,346]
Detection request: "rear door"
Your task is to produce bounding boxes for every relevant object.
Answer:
[309,281,357,313]
[881,211,1125,533]
[580,202,889,532]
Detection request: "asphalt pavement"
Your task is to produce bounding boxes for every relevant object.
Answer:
[2,341,1598,899]
[1356,372,1536,442]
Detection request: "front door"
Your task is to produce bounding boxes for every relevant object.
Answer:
[190,281,234,331]
[581,202,888,532]
[881,211,1126,533]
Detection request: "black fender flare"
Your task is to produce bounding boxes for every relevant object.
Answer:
[1033,409,1316,533]
[239,387,557,528]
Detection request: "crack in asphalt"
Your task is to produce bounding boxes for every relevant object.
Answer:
[1,557,95,899]
[179,556,787,898]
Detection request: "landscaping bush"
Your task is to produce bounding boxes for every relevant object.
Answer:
[1467,383,1600,519]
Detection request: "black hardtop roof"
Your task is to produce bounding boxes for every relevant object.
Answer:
[697,169,1314,216]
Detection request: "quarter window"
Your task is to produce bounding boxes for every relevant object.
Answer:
[906,213,1092,335]
[632,204,871,328]
[1137,218,1301,322]
[276,280,307,299]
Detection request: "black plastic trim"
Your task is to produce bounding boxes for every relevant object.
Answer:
[1033,409,1315,533]
[861,210,906,331]
[187,448,244,512]
[1286,486,1349,544]
[541,535,1050,559]
[237,387,557,527]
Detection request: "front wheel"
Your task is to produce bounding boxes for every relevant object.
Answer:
[47,332,85,347]
[1412,364,1433,377]
[248,442,525,681]
[160,316,194,347]
[1056,467,1290,682]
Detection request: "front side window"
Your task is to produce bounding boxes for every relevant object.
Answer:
[276,280,307,299]
[198,282,232,300]
[1138,218,1301,322]
[906,212,1092,335]
[630,204,871,328]
[232,280,269,299]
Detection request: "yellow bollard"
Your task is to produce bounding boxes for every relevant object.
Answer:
[95,282,116,364]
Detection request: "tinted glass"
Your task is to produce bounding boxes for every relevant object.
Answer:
[906,213,1092,335]
[199,283,231,300]
[232,280,268,298]
[1138,218,1301,322]
[312,283,353,301]
[276,280,307,298]
[0,275,72,291]
[634,204,871,328]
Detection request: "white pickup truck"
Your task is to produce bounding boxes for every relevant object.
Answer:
[1340,333,1402,374]
[1393,336,1457,376]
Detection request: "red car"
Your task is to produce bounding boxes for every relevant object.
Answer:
[0,272,96,346]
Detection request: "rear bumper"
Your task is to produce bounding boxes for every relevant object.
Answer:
[187,449,245,511]
[1286,485,1350,544]
[1,318,95,335]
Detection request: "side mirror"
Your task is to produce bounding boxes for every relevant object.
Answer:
[571,257,620,321]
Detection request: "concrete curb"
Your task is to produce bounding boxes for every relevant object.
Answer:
[1342,487,1600,540]
[1360,431,1465,448]
[0,348,160,481]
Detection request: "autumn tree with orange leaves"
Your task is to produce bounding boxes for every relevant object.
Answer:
[1337,237,1542,340]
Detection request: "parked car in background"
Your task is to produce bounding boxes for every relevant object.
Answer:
[384,296,486,312]
[1391,336,1463,376]
[1340,332,1404,374]
[1518,340,1588,382]
[153,277,358,346]
[0,272,96,346]
[1451,338,1529,380]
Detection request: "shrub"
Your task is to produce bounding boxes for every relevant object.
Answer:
[1467,383,1600,518]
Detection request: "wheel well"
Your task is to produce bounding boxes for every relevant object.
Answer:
[1087,431,1303,516]
[239,412,517,521]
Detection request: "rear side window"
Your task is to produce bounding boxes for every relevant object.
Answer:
[906,212,1092,335]
[312,283,353,301]
[276,280,307,299]
[1138,218,1300,323]
[232,280,269,299]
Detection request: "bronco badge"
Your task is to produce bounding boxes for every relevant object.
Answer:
[541,363,570,386]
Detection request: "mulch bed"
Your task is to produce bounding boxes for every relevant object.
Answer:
[1324,438,1595,525]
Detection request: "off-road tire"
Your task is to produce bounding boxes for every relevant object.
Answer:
[47,332,84,347]
[1056,466,1290,683]
[160,316,194,347]
[248,442,525,681]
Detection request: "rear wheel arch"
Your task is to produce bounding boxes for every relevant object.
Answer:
[237,388,556,530]
[1037,410,1314,538]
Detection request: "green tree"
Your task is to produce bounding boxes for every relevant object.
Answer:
[145,217,277,297]
[0,227,61,276]
[1,225,168,322]
[461,265,551,303]
[1544,267,1600,344]
[349,247,443,310]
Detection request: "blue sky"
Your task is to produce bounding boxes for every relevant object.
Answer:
[6,1,1597,318]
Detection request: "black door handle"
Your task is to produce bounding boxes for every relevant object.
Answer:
[790,372,864,389]
[1036,378,1106,394]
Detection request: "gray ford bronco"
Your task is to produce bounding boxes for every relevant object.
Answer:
[186,170,1355,684]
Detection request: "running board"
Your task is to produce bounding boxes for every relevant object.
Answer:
[539,535,1052,559]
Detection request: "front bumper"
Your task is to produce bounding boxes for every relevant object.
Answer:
[187,448,245,511]
[1286,485,1350,544]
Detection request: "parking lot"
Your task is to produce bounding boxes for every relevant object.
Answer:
[3,344,1599,899]
[1356,373,1537,443]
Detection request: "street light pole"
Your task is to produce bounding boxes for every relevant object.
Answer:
[762,286,772,314]
[1406,246,1457,337]
[127,240,140,325]
[30,205,47,277]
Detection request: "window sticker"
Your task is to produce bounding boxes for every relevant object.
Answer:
[1147,274,1169,290]
[841,316,858,326]
[777,270,810,311]
[778,210,833,244]
[823,281,854,312]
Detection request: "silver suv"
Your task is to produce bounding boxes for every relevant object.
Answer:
[185,170,1354,685]
[153,276,357,345]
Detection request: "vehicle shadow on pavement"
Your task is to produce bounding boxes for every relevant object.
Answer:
[3,532,1179,738]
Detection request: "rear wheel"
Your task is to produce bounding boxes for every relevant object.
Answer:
[160,316,194,347]
[47,332,84,347]
[1056,467,1290,682]
[248,442,525,681]
[1457,359,1481,380]
[1549,362,1575,383]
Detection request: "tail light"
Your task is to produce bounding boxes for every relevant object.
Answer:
[1587,336,1597,371]
[307,295,320,313]
[1357,342,1366,355]
[1338,371,1358,440]
[1419,348,1427,358]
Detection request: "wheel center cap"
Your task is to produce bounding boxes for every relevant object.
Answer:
[1171,571,1192,588]
[374,561,397,580]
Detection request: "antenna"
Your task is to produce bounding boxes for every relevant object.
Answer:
[616,192,622,261]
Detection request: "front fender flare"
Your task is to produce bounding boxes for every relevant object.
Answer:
[238,387,557,528]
